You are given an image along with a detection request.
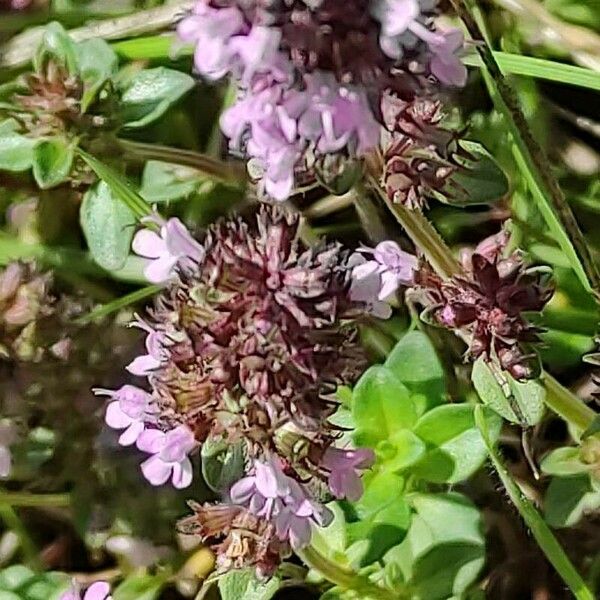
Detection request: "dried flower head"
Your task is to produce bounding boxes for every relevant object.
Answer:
[380,94,461,210]
[417,232,553,379]
[0,262,55,361]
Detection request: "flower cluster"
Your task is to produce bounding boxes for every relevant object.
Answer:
[417,231,553,379]
[99,206,398,573]
[380,93,462,210]
[178,0,466,199]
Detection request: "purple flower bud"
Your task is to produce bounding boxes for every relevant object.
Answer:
[137,425,196,489]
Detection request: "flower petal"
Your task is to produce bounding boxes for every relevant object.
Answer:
[141,456,172,486]
[171,457,193,489]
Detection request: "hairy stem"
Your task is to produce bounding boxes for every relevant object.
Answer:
[298,544,401,600]
[475,407,594,600]
[119,139,246,187]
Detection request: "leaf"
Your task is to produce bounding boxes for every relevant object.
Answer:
[119,67,195,129]
[353,471,406,520]
[471,356,545,426]
[0,119,35,172]
[32,137,74,189]
[33,22,78,75]
[440,140,509,205]
[80,180,136,270]
[544,475,600,528]
[411,542,485,600]
[0,566,69,600]
[75,38,118,111]
[377,430,426,473]
[351,365,417,448]
[113,573,165,600]
[77,150,152,220]
[540,447,592,477]
[140,160,203,203]
[411,404,501,484]
[384,492,485,599]
[217,569,280,600]
[201,437,245,493]
[385,331,446,411]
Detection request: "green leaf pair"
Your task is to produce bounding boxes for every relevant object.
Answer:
[352,331,500,484]
[0,565,69,600]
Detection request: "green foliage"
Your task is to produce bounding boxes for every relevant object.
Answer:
[0,565,69,600]
[80,180,137,270]
[32,138,75,189]
[118,67,195,129]
[544,474,600,528]
[471,356,546,425]
[201,438,245,494]
[0,120,35,172]
[440,140,509,206]
[217,569,280,600]
[113,573,166,600]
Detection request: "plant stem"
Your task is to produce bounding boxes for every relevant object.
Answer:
[543,373,597,433]
[0,491,71,508]
[298,544,400,600]
[119,139,246,187]
[475,406,595,600]
[0,503,40,569]
[0,1,195,69]
[451,0,600,297]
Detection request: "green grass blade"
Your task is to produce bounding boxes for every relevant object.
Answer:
[463,52,600,92]
[74,284,161,324]
[77,149,152,220]
[454,0,600,296]
[475,406,594,600]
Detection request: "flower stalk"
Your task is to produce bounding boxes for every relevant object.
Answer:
[298,544,401,600]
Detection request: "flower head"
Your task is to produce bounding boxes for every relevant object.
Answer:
[418,233,553,379]
[137,424,196,489]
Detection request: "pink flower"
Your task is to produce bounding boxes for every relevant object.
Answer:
[230,458,333,550]
[177,3,245,80]
[132,217,204,284]
[94,385,157,446]
[60,581,111,600]
[428,29,468,87]
[137,425,196,489]
[126,316,167,376]
[351,241,418,301]
[322,447,375,501]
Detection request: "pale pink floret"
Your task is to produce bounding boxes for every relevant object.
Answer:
[132,217,204,284]
[352,241,418,300]
[94,385,157,446]
[137,425,196,489]
[230,458,333,550]
[125,316,167,376]
[60,581,112,600]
